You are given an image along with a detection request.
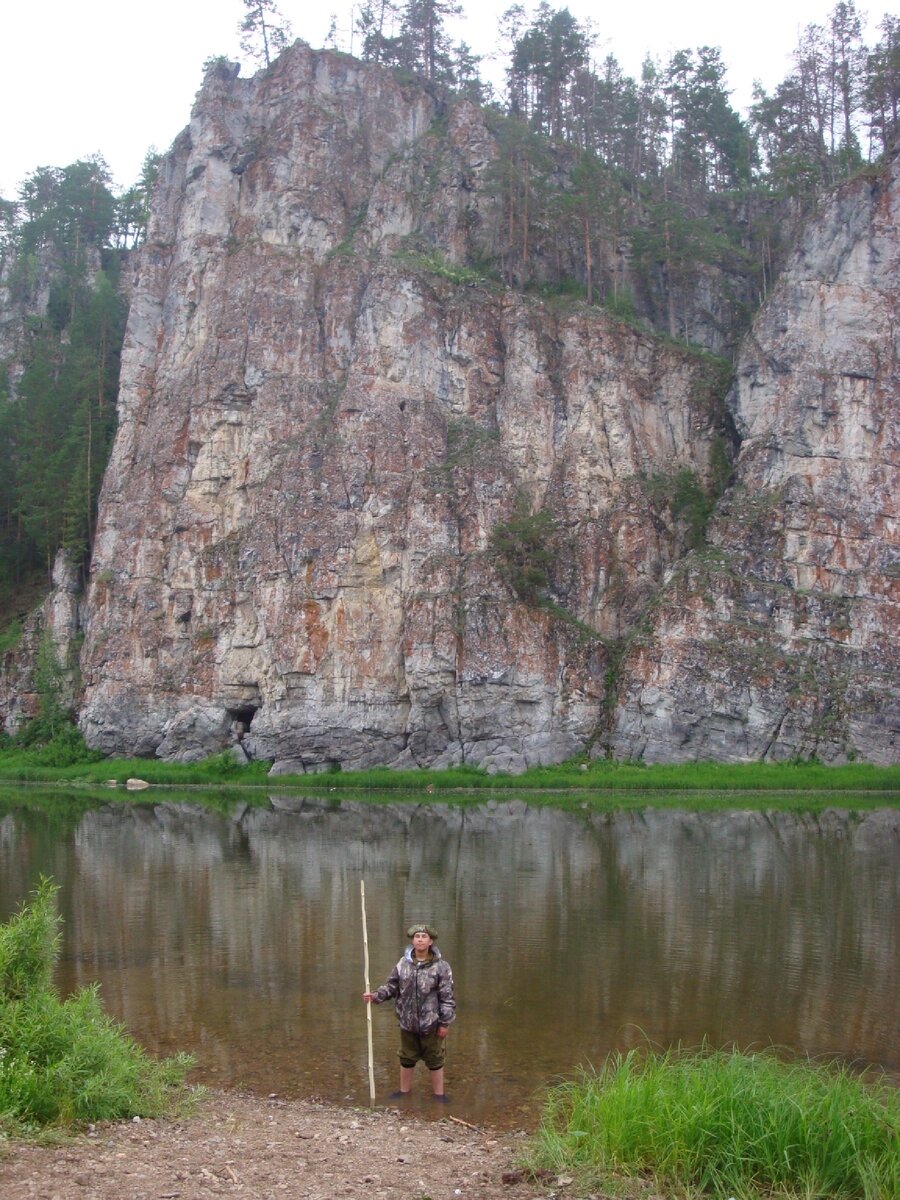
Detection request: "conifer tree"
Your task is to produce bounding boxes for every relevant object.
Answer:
[356,0,403,64]
[239,0,292,68]
[0,162,124,600]
[400,0,462,83]
[865,15,900,156]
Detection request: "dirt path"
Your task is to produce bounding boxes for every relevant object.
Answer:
[0,1091,586,1200]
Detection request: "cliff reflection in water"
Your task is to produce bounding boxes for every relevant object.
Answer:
[1,799,897,1125]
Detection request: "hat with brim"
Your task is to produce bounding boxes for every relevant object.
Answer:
[407,923,438,940]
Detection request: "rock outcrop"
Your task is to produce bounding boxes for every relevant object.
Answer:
[611,150,900,762]
[8,42,883,770]
[0,551,82,735]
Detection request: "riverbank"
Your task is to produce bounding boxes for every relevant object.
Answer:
[0,752,897,811]
[0,1090,582,1200]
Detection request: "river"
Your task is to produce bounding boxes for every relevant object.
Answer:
[1,793,897,1127]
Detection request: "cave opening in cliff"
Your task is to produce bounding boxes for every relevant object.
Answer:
[226,705,258,736]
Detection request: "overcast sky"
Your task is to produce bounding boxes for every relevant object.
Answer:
[1,1,887,197]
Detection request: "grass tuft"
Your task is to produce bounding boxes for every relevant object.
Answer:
[525,1045,899,1199]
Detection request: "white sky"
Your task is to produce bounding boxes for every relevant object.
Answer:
[2,1,890,197]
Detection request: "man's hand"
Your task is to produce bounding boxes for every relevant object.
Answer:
[437,1025,448,1039]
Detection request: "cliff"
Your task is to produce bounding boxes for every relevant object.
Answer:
[611,150,899,763]
[5,43,897,767]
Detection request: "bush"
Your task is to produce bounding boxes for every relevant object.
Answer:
[0,879,194,1133]
[490,498,559,603]
[0,879,59,1002]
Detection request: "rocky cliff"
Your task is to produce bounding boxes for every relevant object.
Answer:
[611,150,900,763]
[12,43,898,767]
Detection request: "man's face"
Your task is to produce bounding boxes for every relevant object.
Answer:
[412,930,433,955]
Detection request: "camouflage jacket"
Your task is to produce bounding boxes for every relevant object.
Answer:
[371,946,456,1034]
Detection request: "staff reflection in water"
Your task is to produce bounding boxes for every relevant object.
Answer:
[363,923,456,1102]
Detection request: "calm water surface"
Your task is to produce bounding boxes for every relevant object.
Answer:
[1,794,897,1127]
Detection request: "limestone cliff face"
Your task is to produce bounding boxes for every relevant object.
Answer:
[71,45,898,768]
[611,149,900,763]
[77,45,727,769]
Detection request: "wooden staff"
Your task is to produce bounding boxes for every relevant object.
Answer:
[361,880,376,1106]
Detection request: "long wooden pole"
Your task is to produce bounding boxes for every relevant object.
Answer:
[361,880,376,1106]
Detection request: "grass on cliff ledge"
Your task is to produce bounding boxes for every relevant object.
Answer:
[0,734,897,808]
[523,1046,899,1200]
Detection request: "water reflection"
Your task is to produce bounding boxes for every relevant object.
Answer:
[1,797,897,1127]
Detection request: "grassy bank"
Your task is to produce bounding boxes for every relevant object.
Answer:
[525,1047,899,1199]
[0,744,898,793]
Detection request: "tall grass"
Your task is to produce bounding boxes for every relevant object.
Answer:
[0,879,194,1133]
[526,1046,899,1199]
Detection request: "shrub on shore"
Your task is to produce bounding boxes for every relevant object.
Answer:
[0,879,194,1134]
[526,1045,899,1199]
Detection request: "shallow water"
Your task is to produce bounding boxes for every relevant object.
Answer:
[1,794,897,1127]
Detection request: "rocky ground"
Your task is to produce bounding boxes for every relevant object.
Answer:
[0,1090,622,1200]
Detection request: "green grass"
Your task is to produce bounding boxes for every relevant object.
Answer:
[0,879,195,1135]
[0,743,272,786]
[525,1046,899,1199]
[0,753,897,811]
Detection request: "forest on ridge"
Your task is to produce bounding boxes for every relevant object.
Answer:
[0,0,897,623]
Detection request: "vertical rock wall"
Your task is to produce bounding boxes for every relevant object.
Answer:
[77,45,728,769]
[611,150,900,763]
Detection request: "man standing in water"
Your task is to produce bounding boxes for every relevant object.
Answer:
[363,922,455,1101]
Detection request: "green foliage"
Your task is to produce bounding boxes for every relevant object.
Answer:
[644,468,717,549]
[13,723,103,768]
[525,1046,899,1199]
[489,497,558,603]
[238,0,292,68]
[3,633,102,766]
[602,289,638,322]
[508,4,590,139]
[441,416,499,474]
[15,634,70,747]
[0,619,23,657]
[395,247,487,285]
[1,158,127,600]
[113,148,162,248]
[0,879,194,1133]
[0,878,59,1002]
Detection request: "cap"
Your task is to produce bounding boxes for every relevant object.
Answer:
[407,923,438,940]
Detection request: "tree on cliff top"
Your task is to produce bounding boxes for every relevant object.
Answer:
[239,0,293,68]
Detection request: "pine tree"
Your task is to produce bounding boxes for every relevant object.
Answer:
[400,0,462,84]
[239,0,292,69]
[865,15,900,157]
[355,0,403,64]
[508,4,589,139]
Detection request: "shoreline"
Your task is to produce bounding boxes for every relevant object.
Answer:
[0,1089,570,1200]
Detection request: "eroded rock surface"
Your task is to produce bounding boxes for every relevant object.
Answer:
[611,150,900,763]
[49,45,898,768]
[77,45,726,769]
